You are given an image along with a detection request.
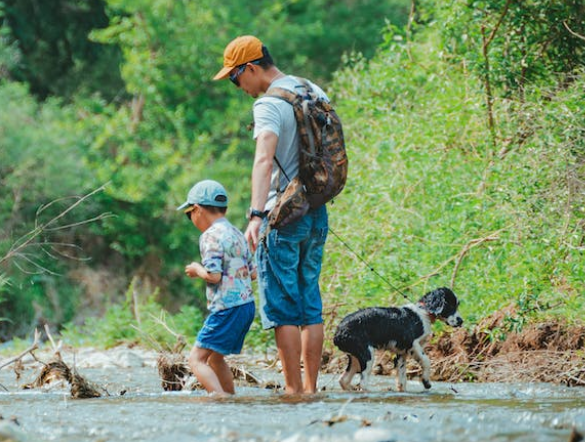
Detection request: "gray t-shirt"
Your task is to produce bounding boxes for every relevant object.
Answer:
[253,75,329,210]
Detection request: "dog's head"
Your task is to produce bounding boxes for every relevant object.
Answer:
[419,287,463,327]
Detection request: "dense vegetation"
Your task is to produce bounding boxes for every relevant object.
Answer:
[1,0,583,349]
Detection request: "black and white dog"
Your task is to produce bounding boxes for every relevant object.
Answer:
[333,287,463,392]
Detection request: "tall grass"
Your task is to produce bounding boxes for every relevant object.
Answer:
[321,32,585,337]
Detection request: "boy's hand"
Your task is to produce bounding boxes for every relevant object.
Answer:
[185,262,205,278]
[185,262,222,284]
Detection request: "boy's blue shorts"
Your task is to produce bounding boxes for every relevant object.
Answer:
[257,205,328,329]
[196,301,255,355]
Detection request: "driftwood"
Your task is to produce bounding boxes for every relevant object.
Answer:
[155,335,279,391]
[157,351,190,391]
[156,350,275,392]
[22,357,102,398]
[19,326,104,399]
[152,313,280,392]
[0,329,41,391]
[0,329,41,371]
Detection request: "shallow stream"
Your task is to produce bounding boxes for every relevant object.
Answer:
[1,351,584,442]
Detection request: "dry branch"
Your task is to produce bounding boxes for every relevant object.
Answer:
[563,21,585,41]
[450,228,505,287]
[0,329,41,370]
[0,184,111,268]
[483,0,513,49]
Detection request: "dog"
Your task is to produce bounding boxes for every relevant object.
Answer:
[333,287,463,392]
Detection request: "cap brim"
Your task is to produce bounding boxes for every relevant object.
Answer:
[213,66,233,81]
[176,201,190,211]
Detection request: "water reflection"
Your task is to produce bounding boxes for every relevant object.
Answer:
[0,367,584,442]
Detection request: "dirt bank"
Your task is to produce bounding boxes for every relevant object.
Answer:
[323,305,585,387]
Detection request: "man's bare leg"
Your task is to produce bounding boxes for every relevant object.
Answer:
[301,323,324,393]
[275,325,303,394]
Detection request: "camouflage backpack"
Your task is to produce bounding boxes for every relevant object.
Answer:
[265,77,348,228]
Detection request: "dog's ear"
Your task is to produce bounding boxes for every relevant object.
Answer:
[421,287,453,316]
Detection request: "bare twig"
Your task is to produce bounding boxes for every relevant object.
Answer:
[44,323,62,356]
[405,0,416,62]
[563,21,585,41]
[450,228,507,287]
[480,0,512,148]
[129,324,164,352]
[483,0,513,50]
[481,24,496,146]
[0,329,41,370]
[132,283,141,327]
[151,311,180,340]
[0,184,110,267]
[418,227,509,286]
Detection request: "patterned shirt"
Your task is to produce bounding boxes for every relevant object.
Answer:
[199,218,255,312]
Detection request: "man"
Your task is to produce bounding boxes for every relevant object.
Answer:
[213,35,329,394]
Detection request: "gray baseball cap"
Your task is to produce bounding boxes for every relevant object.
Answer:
[177,180,228,210]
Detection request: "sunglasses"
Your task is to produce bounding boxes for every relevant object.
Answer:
[229,60,261,87]
[184,205,195,220]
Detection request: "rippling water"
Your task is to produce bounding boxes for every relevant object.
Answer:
[1,363,584,441]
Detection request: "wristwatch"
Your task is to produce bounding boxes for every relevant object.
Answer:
[247,207,268,220]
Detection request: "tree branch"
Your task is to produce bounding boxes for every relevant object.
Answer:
[0,329,41,370]
[483,0,513,50]
[0,184,109,267]
[563,21,585,41]
[450,228,507,287]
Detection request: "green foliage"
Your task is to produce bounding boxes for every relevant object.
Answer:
[0,81,103,339]
[0,0,124,99]
[61,279,204,348]
[322,20,585,334]
[242,313,274,354]
[421,0,585,94]
[0,273,9,323]
[56,0,414,316]
[1,0,584,348]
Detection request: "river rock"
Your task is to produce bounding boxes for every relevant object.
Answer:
[72,348,144,368]
[353,427,395,442]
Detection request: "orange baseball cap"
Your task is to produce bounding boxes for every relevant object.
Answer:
[213,35,264,80]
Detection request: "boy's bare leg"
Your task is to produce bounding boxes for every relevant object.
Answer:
[208,352,235,394]
[275,325,303,394]
[188,346,226,394]
[301,323,324,393]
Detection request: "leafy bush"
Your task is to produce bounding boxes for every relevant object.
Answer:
[321,23,585,335]
[2,0,583,347]
[61,279,204,348]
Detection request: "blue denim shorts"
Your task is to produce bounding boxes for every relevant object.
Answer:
[196,301,255,355]
[257,205,328,329]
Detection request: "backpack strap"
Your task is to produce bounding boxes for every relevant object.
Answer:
[265,77,318,160]
[265,76,312,102]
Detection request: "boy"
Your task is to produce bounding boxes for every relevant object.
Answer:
[177,179,256,395]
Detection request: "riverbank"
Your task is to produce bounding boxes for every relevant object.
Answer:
[323,306,585,387]
[1,308,584,393]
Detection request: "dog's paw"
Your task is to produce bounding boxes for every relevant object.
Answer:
[356,384,369,393]
[422,379,432,389]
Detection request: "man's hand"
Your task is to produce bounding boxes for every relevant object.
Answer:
[245,217,263,252]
